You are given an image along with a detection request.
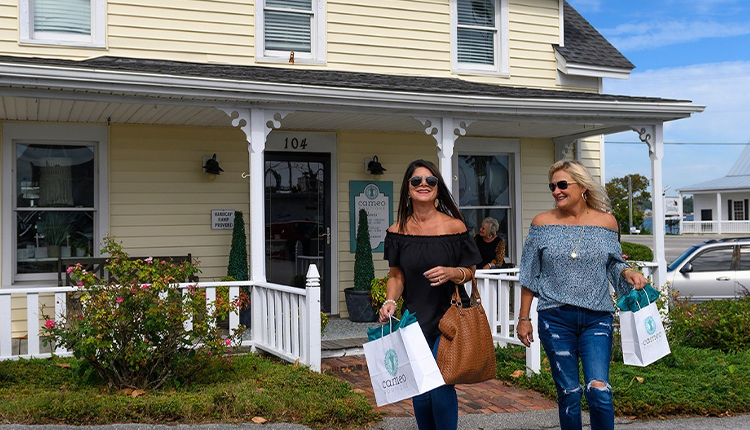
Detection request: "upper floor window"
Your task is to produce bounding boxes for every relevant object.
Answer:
[20,0,106,47]
[451,0,508,75]
[256,0,326,64]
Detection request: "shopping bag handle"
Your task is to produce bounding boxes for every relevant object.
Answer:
[380,314,401,338]
[634,288,652,310]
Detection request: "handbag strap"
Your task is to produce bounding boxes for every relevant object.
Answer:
[451,276,482,308]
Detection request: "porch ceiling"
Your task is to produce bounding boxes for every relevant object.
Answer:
[0,95,631,140]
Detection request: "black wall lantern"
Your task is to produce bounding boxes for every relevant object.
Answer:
[367,155,386,175]
[203,153,224,175]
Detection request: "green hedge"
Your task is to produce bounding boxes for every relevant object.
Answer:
[668,296,750,352]
[621,241,653,261]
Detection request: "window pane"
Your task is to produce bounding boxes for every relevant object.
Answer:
[458,155,510,207]
[265,10,312,52]
[266,0,312,10]
[690,248,733,272]
[457,28,494,65]
[33,0,91,35]
[457,0,495,27]
[739,246,750,271]
[16,143,95,208]
[17,210,94,275]
[461,208,510,260]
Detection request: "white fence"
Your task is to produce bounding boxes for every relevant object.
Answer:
[474,268,540,375]
[0,265,322,371]
[682,220,750,234]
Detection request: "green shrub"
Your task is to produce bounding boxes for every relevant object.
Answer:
[621,241,653,261]
[369,274,403,317]
[353,209,374,291]
[667,296,750,352]
[44,237,245,390]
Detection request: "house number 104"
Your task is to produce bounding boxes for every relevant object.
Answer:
[284,137,307,150]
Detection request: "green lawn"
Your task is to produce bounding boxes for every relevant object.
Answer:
[0,354,379,429]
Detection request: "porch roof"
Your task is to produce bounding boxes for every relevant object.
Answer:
[679,145,750,193]
[0,54,703,140]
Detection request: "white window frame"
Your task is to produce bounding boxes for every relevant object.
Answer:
[450,0,509,76]
[2,123,109,286]
[19,0,106,47]
[454,138,520,263]
[255,0,326,64]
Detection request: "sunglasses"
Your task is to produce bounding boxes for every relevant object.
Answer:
[548,180,577,192]
[409,175,439,188]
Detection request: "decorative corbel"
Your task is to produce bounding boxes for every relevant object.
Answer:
[220,108,291,153]
[630,124,656,155]
[553,137,576,161]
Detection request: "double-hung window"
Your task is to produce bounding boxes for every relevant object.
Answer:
[20,0,105,46]
[256,0,326,63]
[2,123,108,285]
[451,0,508,75]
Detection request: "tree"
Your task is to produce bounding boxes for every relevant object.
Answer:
[227,210,248,281]
[606,174,652,233]
[683,195,694,214]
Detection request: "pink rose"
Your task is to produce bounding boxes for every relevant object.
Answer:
[116,296,124,303]
[66,266,74,274]
[208,351,213,356]
[141,284,149,289]
[224,339,231,345]
[622,254,629,259]
[44,320,55,329]
[145,257,153,264]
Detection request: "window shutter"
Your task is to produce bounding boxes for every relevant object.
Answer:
[457,0,496,65]
[745,199,748,220]
[264,0,313,53]
[728,199,733,220]
[33,0,91,35]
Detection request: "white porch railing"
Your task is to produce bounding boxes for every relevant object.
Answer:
[682,220,750,234]
[0,265,322,372]
[474,268,540,375]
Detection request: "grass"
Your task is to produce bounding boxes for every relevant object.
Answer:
[0,353,379,429]
[496,344,750,418]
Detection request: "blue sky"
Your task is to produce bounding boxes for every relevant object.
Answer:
[568,0,750,195]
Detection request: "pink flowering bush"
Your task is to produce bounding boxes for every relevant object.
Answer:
[44,236,245,390]
[667,292,750,353]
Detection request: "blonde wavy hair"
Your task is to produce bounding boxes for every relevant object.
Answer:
[548,160,611,212]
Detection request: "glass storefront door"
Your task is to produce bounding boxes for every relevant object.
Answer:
[265,152,332,312]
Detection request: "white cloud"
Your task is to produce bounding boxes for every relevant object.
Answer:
[604,61,750,189]
[603,20,750,51]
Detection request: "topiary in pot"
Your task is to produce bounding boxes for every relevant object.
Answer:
[344,209,377,322]
[227,211,251,328]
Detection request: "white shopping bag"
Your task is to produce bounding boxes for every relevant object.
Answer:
[363,321,445,406]
[621,301,671,366]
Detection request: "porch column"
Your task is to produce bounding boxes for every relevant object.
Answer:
[221,108,289,282]
[414,117,473,194]
[716,192,723,234]
[631,123,666,290]
[678,192,684,234]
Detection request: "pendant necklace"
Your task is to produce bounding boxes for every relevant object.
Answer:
[566,223,585,259]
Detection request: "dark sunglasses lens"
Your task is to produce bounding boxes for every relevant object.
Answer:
[548,181,570,191]
[425,176,438,187]
[409,176,422,187]
[410,176,439,187]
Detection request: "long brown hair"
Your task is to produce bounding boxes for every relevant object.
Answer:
[396,159,464,233]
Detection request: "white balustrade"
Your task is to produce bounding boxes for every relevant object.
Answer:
[0,265,322,372]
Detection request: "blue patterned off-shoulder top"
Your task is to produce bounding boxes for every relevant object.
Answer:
[519,224,633,313]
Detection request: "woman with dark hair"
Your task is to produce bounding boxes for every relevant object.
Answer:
[379,159,481,430]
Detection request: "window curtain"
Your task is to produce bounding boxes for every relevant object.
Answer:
[33,0,91,35]
[457,0,495,65]
[265,0,312,52]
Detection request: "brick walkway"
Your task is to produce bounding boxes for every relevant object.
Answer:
[322,355,557,417]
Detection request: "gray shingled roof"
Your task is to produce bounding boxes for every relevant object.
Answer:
[680,145,750,191]
[0,55,676,102]
[553,1,634,70]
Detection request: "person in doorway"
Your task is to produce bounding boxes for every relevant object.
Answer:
[516,160,647,430]
[379,159,481,430]
[474,216,506,269]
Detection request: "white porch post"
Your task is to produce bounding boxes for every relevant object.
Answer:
[716,192,723,234]
[678,192,684,235]
[414,117,472,194]
[632,124,666,289]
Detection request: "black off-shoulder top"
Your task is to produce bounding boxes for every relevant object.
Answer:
[384,231,482,337]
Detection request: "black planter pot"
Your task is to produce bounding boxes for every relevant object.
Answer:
[344,288,378,322]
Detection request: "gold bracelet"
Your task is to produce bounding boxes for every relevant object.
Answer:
[621,267,633,276]
[457,267,467,284]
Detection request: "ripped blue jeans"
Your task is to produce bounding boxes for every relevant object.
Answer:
[538,305,614,430]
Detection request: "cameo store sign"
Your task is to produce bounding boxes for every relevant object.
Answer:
[350,181,393,253]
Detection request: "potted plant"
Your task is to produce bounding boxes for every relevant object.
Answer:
[39,212,73,258]
[370,274,403,318]
[344,209,377,322]
[71,237,90,257]
[227,210,251,328]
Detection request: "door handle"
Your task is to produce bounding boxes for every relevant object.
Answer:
[319,227,331,245]
[716,276,731,281]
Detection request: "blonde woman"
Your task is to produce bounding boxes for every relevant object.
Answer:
[517,160,646,430]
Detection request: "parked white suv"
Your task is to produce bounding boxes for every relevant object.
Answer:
[666,237,750,301]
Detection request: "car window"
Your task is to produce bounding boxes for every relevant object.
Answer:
[668,245,701,271]
[738,246,750,271]
[689,247,734,272]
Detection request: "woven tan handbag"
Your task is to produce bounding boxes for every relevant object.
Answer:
[436,278,496,385]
